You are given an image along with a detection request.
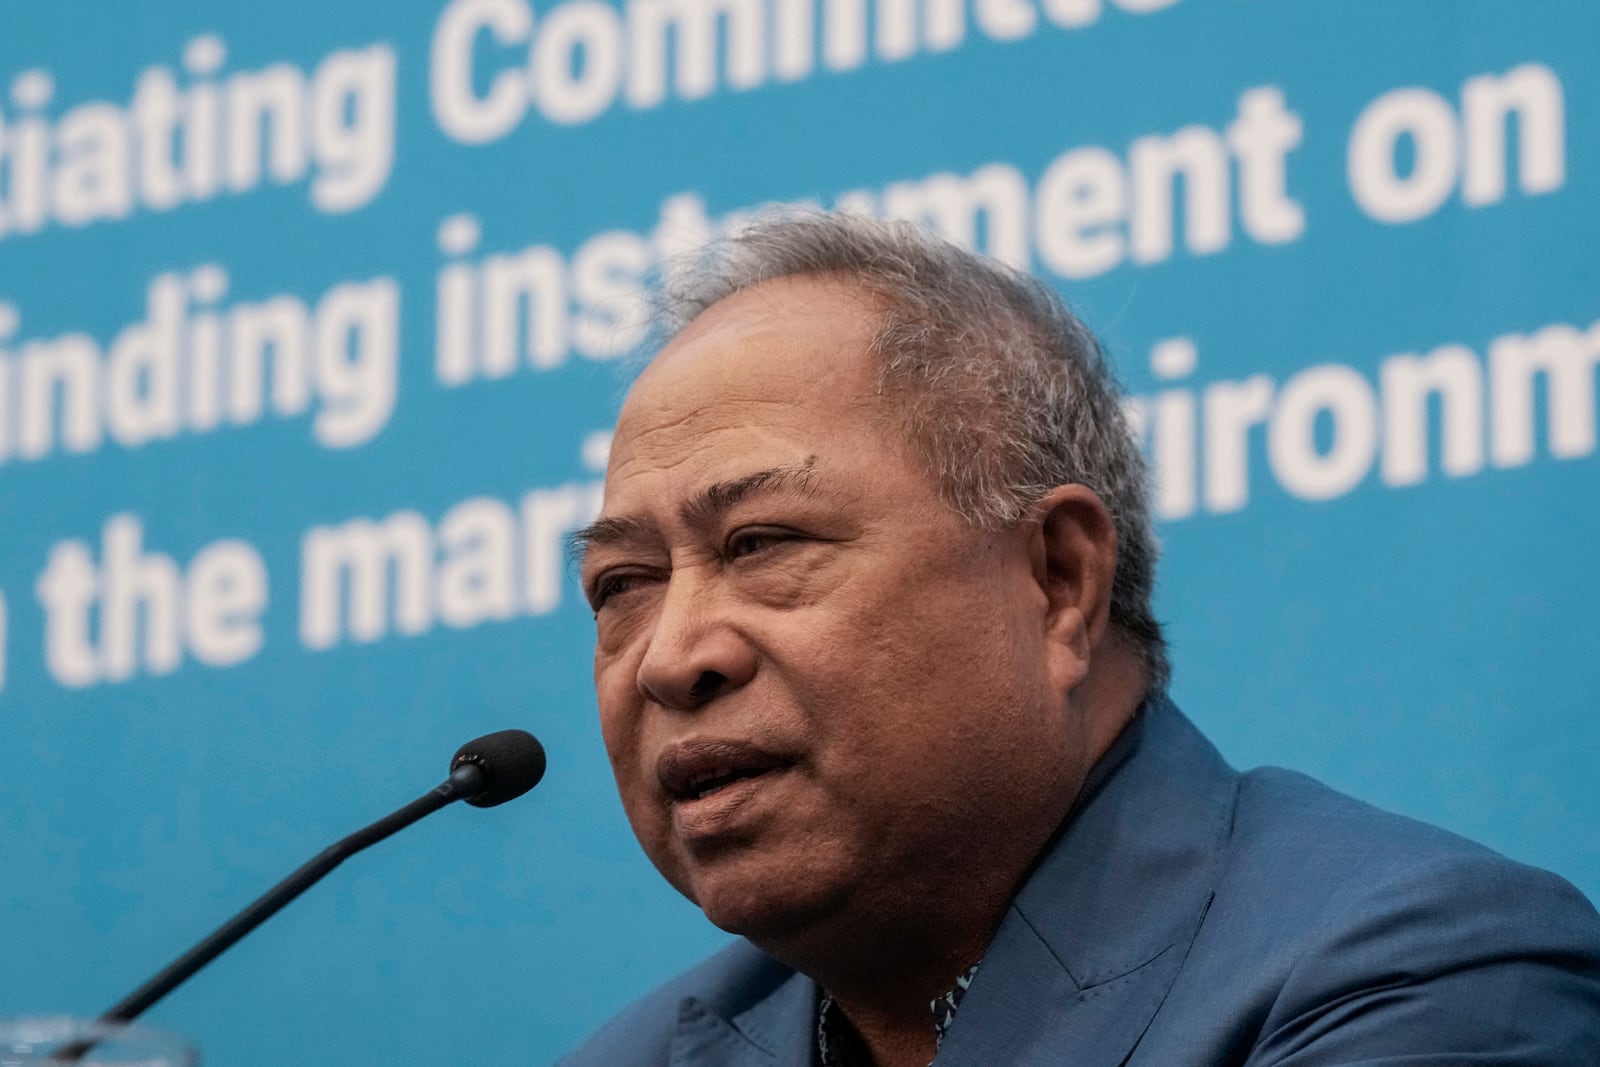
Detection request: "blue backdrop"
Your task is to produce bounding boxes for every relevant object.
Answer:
[2,1,1596,1062]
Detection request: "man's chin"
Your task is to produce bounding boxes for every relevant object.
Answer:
[691,869,850,948]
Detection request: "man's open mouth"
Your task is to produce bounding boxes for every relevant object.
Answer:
[658,741,790,802]
[686,766,774,799]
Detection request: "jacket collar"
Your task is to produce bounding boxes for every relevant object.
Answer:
[669,696,1238,1067]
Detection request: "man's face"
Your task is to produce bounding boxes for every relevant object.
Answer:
[581,276,1086,950]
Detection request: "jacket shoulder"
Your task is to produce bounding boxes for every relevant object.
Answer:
[1225,765,1600,949]
[1211,767,1600,1062]
[1232,765,1586,891]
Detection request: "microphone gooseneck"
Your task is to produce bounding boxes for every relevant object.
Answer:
[51,730,546,1062]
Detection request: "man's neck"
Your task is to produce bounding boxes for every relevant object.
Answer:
[830,998,939,1067]
[821,959,980,1067]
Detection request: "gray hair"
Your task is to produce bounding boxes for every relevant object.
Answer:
[657,209,1169,691]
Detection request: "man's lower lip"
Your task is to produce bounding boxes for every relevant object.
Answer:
[671,768,788,839]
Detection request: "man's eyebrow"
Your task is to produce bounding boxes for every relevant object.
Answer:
[682,462,819,530]
[568,515,652,569]
[568,463,820,569]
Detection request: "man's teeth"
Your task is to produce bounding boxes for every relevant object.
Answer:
[689,768,732,798]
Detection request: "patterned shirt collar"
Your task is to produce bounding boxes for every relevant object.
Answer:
[815,963,980,1067]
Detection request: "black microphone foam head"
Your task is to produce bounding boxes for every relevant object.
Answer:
[450,729,546,808]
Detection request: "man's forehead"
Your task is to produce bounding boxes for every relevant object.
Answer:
[666,272,884,346]
[638,273,885,388]
[605,279,889,481]
[615,288,882,459]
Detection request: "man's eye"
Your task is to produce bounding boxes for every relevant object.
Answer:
[726,529,793,559]
[591,572,644,609]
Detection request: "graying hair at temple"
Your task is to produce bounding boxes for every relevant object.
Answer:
[657,209,1169,691]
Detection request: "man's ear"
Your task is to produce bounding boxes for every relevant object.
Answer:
[1026,484,1119,692]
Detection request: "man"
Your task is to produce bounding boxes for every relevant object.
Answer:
[563,211,1600,1066]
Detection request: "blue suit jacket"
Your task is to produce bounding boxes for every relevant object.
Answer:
[562,698,1600,1065]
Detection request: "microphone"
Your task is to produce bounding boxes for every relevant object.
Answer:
[450,729,547,808]
[55,730,545,1058]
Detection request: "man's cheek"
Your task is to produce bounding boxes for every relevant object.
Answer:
[598,702,641,785]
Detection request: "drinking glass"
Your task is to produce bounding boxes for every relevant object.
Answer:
[0,1018,195,1066]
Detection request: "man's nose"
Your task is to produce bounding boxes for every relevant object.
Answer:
[635,571,757,711]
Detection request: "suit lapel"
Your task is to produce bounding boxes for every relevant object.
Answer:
[936,699,1237,1067]
[932,911,1196,1067]
[669,966,816,1067]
